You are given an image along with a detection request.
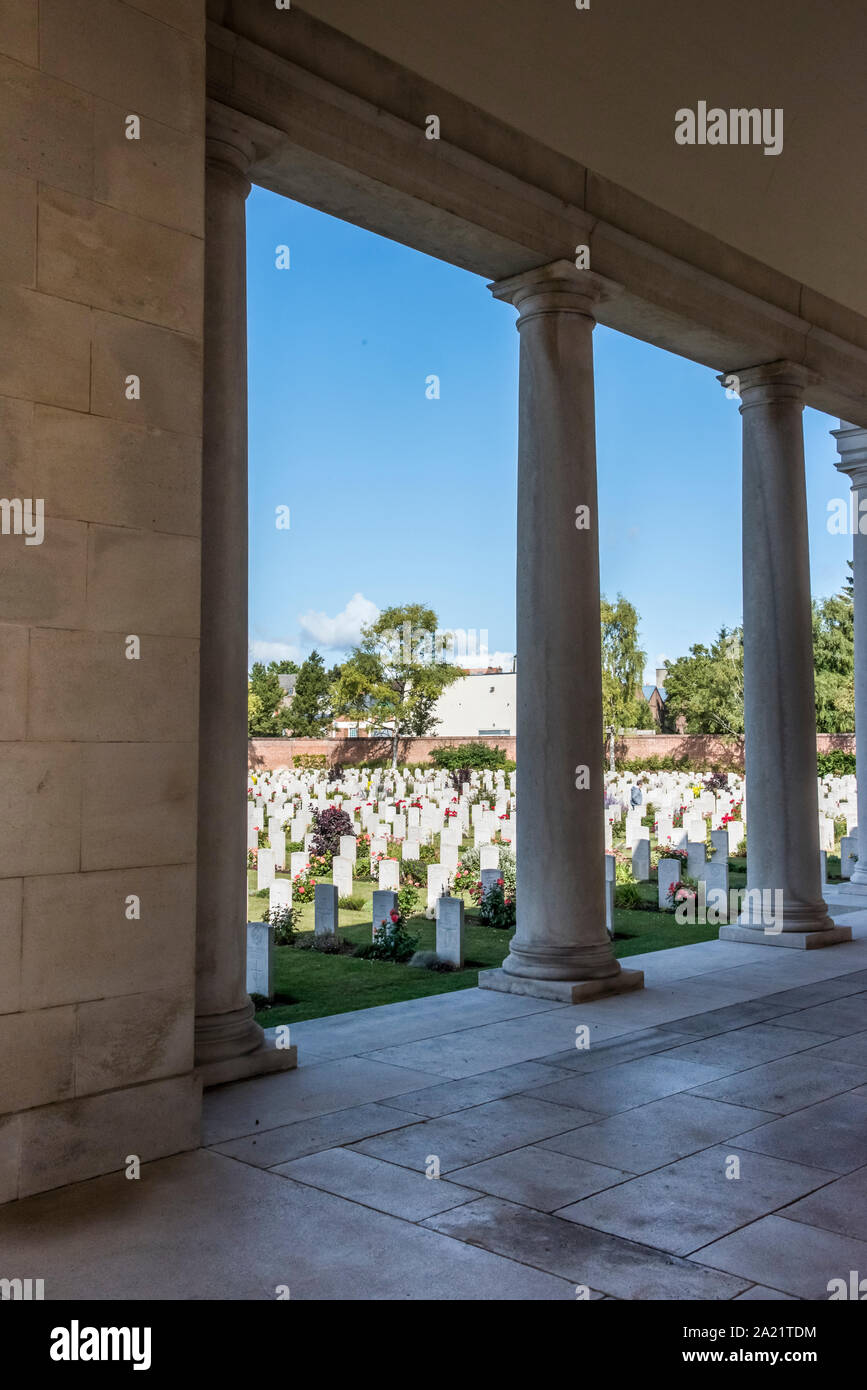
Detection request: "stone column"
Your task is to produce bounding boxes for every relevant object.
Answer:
[830,421,867,897]
[719,362,848,947]
[479,261,643,1002]
[195,120,297,1082]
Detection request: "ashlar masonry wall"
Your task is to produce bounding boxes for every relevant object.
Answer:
[0,0,206,1201]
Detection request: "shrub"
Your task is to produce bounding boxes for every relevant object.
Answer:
[263,903,300,945]
[293,753,327,770]
[455,844,516,899]
[703,770,730,792]
[400,858,426,887]
[817,750,856,776]
[428,742,509,772]
[354,912,419,962]
[614,881,644,910]
[338,894,365,910]
[295,933,354,955]
[653,844,689,870]
[397,884,421,919]
[291,868,316,904]
[409,950,458,972]
[311,806,354,863]
[467,877,516,929]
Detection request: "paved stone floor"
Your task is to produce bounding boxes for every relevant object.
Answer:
[4,910,867,1300]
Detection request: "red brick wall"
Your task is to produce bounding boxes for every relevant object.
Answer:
[248,732,854,772]
[248,735,516,770]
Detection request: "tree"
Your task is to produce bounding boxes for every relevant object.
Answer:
[662,626,745,735]
[813,588,854,732]
[247,660,296,736]
[332,603,463,769]
[287,650,331,736]
[601,594,654,733]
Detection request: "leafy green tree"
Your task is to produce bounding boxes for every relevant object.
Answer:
[662,626,744,735]
[664,587,855,736]
[813,588,854,732]
[601,594,654,733]
[247,659,297,736]
[287,650,332,736]
[333,603,463,768]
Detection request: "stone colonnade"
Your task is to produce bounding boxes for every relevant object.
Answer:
[197,135,852,1068]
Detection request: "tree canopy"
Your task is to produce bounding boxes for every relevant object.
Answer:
[331,603,463,767]
[247,660,297,736]
[601,594,655,733]
[286,650,331,736]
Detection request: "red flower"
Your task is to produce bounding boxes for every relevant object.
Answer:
[389,908,399,923]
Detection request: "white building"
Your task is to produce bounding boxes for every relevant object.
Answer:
[432,670,516,737]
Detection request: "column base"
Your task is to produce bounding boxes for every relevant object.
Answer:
[718,924,853,949]
[823,880,867,908]
[197,1038,298,1089]
[195,1001,298,1087]
[478,966,644,1004]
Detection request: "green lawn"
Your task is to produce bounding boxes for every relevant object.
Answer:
[250,849,847,1028]
[248,854,768,1028]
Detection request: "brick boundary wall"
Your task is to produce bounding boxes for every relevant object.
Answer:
[248,733,854,771]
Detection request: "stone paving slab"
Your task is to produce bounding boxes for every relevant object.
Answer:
[9,933,867,1301]
[272,1147,481,1221]
[731,1092,867,1173]
[449,1143,629,1211]
[538,1092,776,1173]
[781,1164,867,1240]
[537,1026,696,1073]
[202,1056,448,1145]
[422,1196,752,1299]
[0,1151,576,1300]
[687,1054,867,1115]
[733,1284,799,1300]
[209,1101,425,1169]
[690,1213,867,1300]
[654,1022,837,1077]
[351,1094,592,1172]
[278,987,562,1064]
[527,1054,730,1115]
[361,1010,629,1078]
[769,993,867,1036]
[377,1059,574,1118]
[555,1144,836,1255]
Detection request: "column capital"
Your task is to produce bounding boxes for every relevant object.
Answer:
[206,116,256,189]
[832,420,867,490]
[488,261,618,326]
[717,359,816,411]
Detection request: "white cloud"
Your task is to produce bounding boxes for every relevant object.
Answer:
[249,639,304,665]
[298,592,380,649]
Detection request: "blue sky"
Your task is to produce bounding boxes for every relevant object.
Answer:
[247,186,851,682]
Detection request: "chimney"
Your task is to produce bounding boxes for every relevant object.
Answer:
[656,666,667,689]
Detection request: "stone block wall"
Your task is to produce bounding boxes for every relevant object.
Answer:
[0,0,206,1202]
